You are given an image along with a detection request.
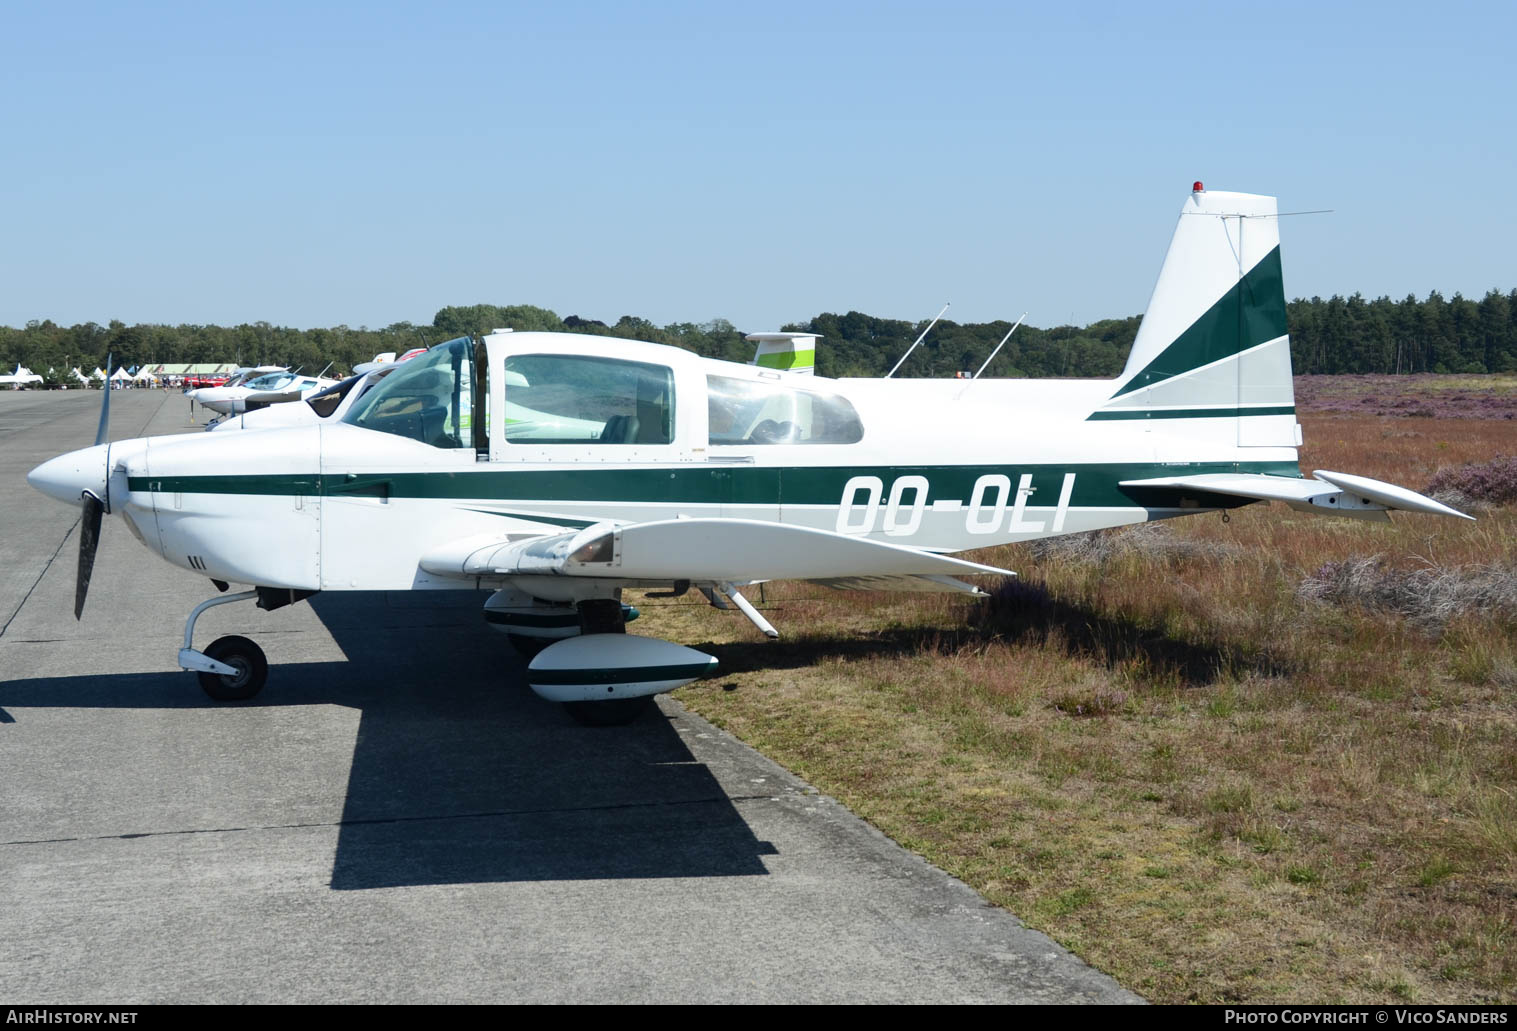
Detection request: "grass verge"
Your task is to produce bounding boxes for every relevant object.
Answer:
[643,408,1516,1003]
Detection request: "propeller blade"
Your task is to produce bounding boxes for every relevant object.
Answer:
[94,353,112,447]
[75,493,104,620]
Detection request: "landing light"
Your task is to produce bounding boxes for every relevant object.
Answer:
[571,533,614,564]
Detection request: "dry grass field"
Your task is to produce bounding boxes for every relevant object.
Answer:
[641,377,1517,1004]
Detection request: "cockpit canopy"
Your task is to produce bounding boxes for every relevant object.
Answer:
[337,333,864,452]
[243,371,319,392]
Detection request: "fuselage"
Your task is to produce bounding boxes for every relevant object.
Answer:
[30,330,1302,593]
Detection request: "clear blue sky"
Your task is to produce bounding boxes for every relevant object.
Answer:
[3,0,1513,332]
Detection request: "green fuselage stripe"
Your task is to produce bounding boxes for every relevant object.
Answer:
[1087,405,1296,421]
[129,458,1302,511]
[464,507,597,528]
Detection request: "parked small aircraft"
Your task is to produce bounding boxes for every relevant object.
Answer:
[206,350,429,433]
[28,185,1471,724]
[182,365,281,402]
[190,369,338,416]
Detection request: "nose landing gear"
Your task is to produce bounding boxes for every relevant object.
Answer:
[178,590,268,701]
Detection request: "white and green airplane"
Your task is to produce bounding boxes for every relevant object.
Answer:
[27,184,1470,724]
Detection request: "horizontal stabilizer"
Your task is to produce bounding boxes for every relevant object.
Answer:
[1119,471,1472,521]
[420,518,1016,583]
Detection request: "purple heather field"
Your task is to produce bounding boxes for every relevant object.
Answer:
[1294,374,1517,419]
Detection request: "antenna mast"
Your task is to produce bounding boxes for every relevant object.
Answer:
[885,302,950,378]
[971,312,1027,380]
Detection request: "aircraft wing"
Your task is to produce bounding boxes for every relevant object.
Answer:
[1119,470,1472,521]
[419,518,1015,585]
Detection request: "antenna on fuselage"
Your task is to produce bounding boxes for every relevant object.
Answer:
[954,312,1027,399]
[884,302,950,378]
[971,313,1026,380]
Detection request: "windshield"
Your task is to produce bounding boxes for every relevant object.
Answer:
[341,337,475,448]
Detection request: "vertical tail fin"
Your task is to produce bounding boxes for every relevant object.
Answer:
[747,332,818,375]
[1095,186,1297,447]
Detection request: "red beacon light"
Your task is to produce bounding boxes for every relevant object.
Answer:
[1192,181,1205,192]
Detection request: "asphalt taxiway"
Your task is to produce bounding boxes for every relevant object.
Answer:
[0,389,1141,1004]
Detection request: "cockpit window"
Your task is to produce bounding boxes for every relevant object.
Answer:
[503,354,673,445]
[341,336,474,448]
[707,375,863,445]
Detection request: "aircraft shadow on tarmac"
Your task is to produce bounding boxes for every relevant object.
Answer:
[0,591,777,889]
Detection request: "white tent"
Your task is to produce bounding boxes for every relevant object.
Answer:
[109,367,132,381]
[91,368,107,381]
[70,368,90,385]
[132,368,159,384]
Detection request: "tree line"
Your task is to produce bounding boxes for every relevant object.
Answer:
[3,289,1514,383]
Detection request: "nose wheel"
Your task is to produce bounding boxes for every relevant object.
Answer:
[179,590,270,701]
[196,635,268,701]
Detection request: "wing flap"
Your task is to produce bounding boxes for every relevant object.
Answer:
[419,518,1016,583]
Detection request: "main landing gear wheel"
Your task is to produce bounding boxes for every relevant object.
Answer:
[563,696,655,727]
[197,635,268,701]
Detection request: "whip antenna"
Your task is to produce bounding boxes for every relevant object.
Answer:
[885,302,950,378]
[954,313,1026,399]
[971,312,1026,379]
